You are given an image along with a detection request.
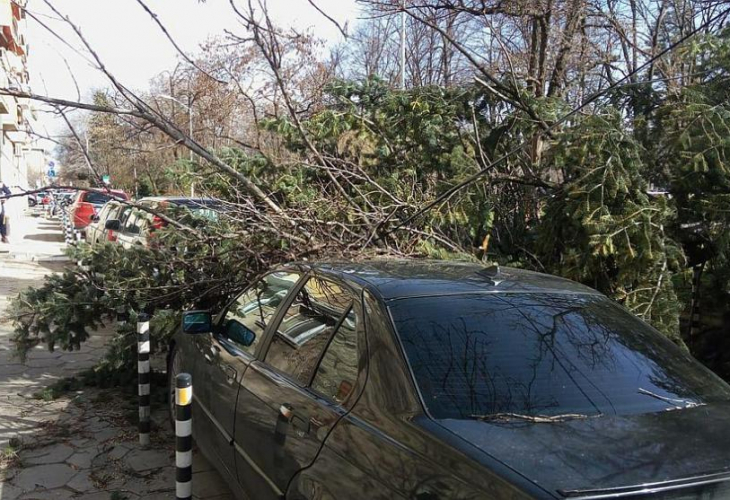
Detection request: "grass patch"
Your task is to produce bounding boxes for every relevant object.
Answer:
[0,437,24,470]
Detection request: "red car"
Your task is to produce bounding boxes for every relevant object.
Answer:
[71,189,129,231]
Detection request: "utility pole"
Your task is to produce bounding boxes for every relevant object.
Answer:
[400,0,406,90]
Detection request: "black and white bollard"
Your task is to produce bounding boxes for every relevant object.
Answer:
[137,313,151,446]
[63,218,72,245]
[175,373,193,500]
[116,306,129,328]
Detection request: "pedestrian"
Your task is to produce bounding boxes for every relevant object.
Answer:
[0,182,10,243]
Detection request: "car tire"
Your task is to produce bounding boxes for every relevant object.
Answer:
[167,344,182,430]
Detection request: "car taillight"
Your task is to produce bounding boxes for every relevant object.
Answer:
[73,202,95,228]
[151,215,166,230]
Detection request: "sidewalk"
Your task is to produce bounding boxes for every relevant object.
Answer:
[0,212,233,500]
[2,210,67,262]
[0,212,105,448]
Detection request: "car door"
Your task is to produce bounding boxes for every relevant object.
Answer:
[87,204,110,244]
[234,275,366,500]
[116,209,145,248]
[192,271,303,481]
[99,203,122,243]
[111,207,132,246]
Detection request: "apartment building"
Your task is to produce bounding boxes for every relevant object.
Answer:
[0,0,48,236]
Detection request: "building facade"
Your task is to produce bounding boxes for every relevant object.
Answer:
[0,0,48,236]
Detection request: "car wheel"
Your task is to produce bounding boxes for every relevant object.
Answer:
[168,344,182,429]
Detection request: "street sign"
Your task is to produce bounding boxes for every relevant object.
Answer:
[47,168,56,178]
[102,175,110,184]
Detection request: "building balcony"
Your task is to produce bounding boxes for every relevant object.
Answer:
[2,95,19,131]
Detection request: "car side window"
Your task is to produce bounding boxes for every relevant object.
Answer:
[124,210,144,235]
[117,207,132,227]
[264,277,354,386]
[310,306,359,404]
[220,272,301,354]
[103,204,119,222]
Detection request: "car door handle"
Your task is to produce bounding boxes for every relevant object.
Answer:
[309,416,325,430]
[224,365,237,384]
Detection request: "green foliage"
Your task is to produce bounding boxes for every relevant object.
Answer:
[9,208,288,373]
[536,111,684,340]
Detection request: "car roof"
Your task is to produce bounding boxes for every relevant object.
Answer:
[137,196,219,203]
[293,259,600,300]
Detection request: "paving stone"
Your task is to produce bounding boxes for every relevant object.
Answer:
[107,444,131,461]
[75,493,139,500]
[0,364,27,376]
[17,488,75,499]
[25,349,62,360]
[193,470,234,497]
[24,358,65,369]
[0,481,24,499]
[66,470,94,493]
[137,466,174,493]
[22,444,75,465]
[67,437,94,448]
[141,493,172,500]
[13,464,77,490]
[193,453,215,473]
[124,448,172,473]
[66,449,96,469]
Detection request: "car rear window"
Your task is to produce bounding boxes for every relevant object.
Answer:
[82,191,127,204]
[171,199,223,220]
[388,293,730,420]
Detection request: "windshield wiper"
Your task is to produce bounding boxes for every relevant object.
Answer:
[469,412,596,423]
[637,388,705,409]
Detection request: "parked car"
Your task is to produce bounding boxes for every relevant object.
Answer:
[70,189,128,232]
[85,200,125,245]
[105,197,223,248]
[170,260,730,500]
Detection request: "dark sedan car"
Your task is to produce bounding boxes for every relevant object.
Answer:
[170,260,730,500]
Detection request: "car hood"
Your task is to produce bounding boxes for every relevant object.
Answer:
[435,402,730,498]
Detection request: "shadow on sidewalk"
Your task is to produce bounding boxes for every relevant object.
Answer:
[21,234,64,243]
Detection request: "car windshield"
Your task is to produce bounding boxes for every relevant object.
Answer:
[389,293,730,420]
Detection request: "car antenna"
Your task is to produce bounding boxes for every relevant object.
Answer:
[477,264,506,285]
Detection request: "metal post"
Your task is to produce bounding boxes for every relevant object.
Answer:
[400,0,406,90]
[188,96,195,197]
[137,313,151,446]
[175,373,193,500]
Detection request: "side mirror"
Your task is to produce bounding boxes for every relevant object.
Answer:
[104,219,121,231]
[182,310,212,334]
[224,319,256,346]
